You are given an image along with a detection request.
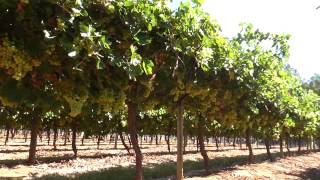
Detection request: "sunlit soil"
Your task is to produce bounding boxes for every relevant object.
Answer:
[0,134,318,179]
[186,152,320,180]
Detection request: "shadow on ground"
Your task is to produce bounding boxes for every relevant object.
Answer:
[0,148,239,168]
[299,168,320,180]
[35,150,316,180]
[286,167,320,180]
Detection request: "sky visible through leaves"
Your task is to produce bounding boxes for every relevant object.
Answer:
[171,0,320,80]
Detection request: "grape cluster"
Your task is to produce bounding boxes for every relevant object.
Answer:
[0,38,41,80]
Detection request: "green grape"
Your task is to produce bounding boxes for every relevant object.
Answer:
[96,89,115,105]
[0,37,41,80]
[64,95,88,117]
[62,85,89,117]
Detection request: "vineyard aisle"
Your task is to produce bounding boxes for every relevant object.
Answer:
[0,135,320,179]
[0,0,320,180]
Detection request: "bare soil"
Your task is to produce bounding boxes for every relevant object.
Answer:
[186,152,320,180]
[0,135,319,180]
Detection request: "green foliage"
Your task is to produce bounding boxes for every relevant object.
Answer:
[0,0,319,158]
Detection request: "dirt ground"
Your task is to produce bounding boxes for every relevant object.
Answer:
[0,135,319,180]
[186,152,320,180]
